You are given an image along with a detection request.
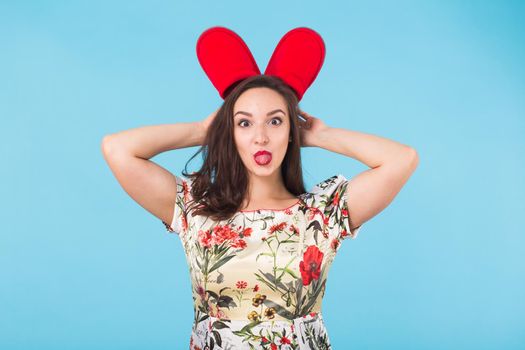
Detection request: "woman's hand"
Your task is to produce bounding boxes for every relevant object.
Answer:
[297,109,329,147]
[200,107,220,134]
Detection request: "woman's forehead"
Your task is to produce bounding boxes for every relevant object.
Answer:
[234,90,288,115]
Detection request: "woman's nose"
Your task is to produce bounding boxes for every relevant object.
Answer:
[254,126,269,144]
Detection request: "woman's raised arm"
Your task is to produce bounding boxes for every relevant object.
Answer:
[100,118,208,227]
[299,110,419,231]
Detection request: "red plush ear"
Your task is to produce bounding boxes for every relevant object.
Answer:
[196,26,261,99]
[264,27,326,101]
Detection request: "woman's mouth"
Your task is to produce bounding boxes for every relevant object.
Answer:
[254,151,272,166]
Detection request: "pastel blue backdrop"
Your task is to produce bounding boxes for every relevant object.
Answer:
[1,0,524,349]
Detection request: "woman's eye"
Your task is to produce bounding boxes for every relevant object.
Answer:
[270,117,283,125]
[238,117,282,127]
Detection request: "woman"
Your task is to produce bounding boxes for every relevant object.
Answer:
[101,32,418,350]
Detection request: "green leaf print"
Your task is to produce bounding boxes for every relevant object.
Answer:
[217,294,236,309]
[212,329,222,347]
[259,270,288,290]
[208,254,236,274]
[234,320,262,335]
[212,320,230,329]
[207,290,219,300]
[197,313,209,323]
[254,272,278,292]
[255,252,274,261]
[276,264,299,280]
[300,279,327,315]
[304,321,332,350]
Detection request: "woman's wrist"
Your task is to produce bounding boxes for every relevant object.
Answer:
[200,108,219,137]
[308,125,332,148]
[197,121,208,145]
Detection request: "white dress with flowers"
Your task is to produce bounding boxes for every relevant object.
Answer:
[162,174,364,350]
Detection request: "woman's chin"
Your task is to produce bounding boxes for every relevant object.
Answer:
[249,163,278,176]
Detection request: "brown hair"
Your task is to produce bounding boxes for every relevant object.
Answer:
[181,74,307,221]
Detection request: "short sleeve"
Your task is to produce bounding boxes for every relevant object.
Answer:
[162,176,192,235]
[311,174,363,242]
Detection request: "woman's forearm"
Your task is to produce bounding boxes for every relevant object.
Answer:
[313,126,417,169]
[103,121,205,159]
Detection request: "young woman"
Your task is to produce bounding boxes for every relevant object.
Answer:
[101,28,418,350]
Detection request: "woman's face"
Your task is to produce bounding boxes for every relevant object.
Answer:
[233,87,291,177]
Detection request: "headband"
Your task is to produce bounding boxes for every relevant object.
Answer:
[196,26,326,101]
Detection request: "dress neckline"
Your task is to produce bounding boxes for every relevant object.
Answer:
[238,196,303,213]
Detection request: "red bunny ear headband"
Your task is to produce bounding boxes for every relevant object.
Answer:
[196,26,326,101]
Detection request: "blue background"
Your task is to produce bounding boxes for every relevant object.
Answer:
[1,0,524,349]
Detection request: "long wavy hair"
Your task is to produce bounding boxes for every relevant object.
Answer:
[181,74,307,221]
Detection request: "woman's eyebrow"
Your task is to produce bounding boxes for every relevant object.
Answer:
[234,109,285,118]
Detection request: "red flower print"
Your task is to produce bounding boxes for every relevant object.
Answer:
[236,280,248,289]
[299,245,324,286]
[213,225,238,245]
[261,336,269,345]
[333,191,340,206]
[196,285,206,299]
[196,224,248,250]
[182,180,190,199]
[271,343,277,350]
[331,238,340,251]
[253,284,260,292]
[197,230,212,248]
[242,227,252,237]
[280,336,291,344]
[269,222,287,234]
[290,224,299,235]
[231,239,247,249]
[181,214,188,232]
[215,305,226,319]
[340,228,349,239]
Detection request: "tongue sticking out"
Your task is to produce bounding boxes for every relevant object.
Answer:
[255,154,272,165]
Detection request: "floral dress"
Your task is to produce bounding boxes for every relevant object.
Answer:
[162,174,363,350]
